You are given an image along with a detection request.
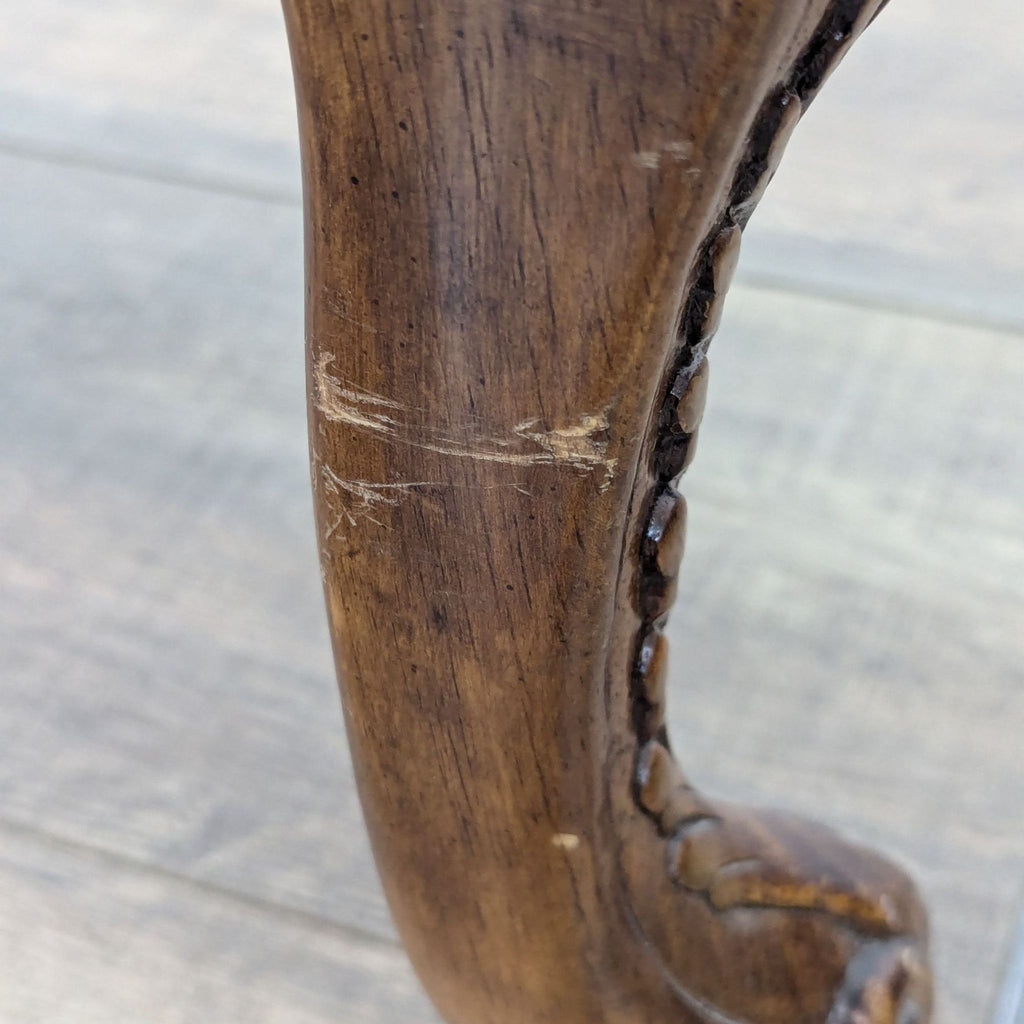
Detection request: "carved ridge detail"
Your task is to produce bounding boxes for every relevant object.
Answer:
[625,0,933,1020]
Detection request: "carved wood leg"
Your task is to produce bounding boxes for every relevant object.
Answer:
[281,1,931,1022]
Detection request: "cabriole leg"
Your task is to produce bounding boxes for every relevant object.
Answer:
[281,1,931,1021]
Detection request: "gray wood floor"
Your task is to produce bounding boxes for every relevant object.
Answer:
[1,2,1021,1022]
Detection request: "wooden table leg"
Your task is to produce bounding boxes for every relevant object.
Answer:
[281,1,931,1021]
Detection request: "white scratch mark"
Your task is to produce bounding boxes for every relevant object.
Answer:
[314,353,403,433]
[632,151,661,169]
[511,414,616,489]
[663,140,694,161]
[313,353,617,487]
[320,467,458,533]
[551,833,580,851]
[316,459,534,537]
[631,141,700,177]
[320,467,392,534]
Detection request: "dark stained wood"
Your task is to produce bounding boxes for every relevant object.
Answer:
[279,2,932,1022]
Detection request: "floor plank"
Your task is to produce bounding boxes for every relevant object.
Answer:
[0,1,300,199]
[0,820,440,1024]
[1,148,1020,1022]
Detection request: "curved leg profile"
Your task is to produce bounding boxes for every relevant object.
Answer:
[281,0,932,1021]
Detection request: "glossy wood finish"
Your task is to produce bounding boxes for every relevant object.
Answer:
[281,1,931,1021]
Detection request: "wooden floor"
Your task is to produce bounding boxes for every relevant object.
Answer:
[1,3,1021,1022]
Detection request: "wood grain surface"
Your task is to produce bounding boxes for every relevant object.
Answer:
[0,1,1020,1023]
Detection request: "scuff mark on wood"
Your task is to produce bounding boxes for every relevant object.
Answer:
[630,141,700,175]
[512,414,615,485]
[631,151,661,169]
[551,832,581,851]
[315,458,533,538]
[314,352,404,434]
[320,465,403,534]
[313,352,617,487]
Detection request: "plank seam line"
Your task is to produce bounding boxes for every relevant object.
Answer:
[0,814,401,952]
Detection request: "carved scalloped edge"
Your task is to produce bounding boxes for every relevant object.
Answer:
[631,0,882,760]
[625,0,932,1019]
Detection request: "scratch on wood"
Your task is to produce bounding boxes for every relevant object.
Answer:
[320,465,397,534]
[314,352,404,433]
[632,151,661,169]
[316,457,533,537]
[319,466,457,534]
[313,352,617,487]
[512,414,615,486]
[551,832,581,851]
[631,141,700,176]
